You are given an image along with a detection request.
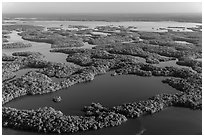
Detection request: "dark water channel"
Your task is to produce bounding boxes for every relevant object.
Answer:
[3,72,202,135]
[2,25,202,135]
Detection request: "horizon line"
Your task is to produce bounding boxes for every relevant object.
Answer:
[3,12,202,14]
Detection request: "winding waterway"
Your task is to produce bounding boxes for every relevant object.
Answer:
[3,31,95,65]
[2,21,202,135]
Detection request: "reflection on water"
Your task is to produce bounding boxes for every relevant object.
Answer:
[3,106,201,135]
[3,31,69,64]
[14,20,201,32]
[75,107,201,135]
[142,107,202,135]
[3,72,179,115]
[2,73,201,135]
[2,31,92,65]
[6,31,28,44]
[92,31,109,36]
[155,59,196,73]
[2,21,202,135]
[156,59,188,68]
[195,58,202,62]
[175,41,191,44]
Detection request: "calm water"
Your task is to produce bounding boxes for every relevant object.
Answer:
[4,20,201,32]
[3,31,69,64]
[2,107,201,135]
[2,21,202,135]
[175,40,192,44]
[3,73,179,114]
[3,31,194,70]
[156,59,194,70]
[2,73,201,135]
[3,31,94,65]
[75,107,201,135]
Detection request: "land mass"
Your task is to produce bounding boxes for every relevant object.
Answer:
[2,21,202,134]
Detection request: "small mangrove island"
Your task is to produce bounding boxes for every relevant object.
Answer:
[2,15,202,135]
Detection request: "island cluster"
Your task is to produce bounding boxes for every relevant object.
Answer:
[2,23,202,134]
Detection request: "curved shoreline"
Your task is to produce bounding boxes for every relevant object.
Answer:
[2,53,201,134]
[2,23,202,134]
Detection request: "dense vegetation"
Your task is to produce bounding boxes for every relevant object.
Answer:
[2,23,202,134]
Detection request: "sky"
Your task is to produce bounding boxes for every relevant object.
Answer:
[2,2,202,14]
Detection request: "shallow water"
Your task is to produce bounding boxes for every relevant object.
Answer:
[2,31,93,65]
[5,31,29,44]
[2,21,202,135]
[92,31,109,36]
[175,40,192,44]
[12,20,201,32]
[3,31,69,64]
[195,58,202,62]
[156,59,190,69]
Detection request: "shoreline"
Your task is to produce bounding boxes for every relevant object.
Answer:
[2,22,202,134]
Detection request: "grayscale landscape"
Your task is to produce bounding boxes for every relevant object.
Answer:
[2,2,202,135]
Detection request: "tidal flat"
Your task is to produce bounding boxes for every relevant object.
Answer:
[2,18,202,135]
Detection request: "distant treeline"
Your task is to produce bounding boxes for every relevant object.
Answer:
[3,13,202,23]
